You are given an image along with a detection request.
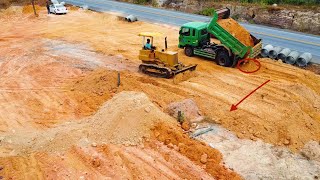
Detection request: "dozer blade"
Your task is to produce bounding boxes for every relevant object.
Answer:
[172,64,197,76]
[139,64,174,78]
[216,8,230,20]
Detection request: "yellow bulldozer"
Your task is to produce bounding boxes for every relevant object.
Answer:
[138,32,197,78]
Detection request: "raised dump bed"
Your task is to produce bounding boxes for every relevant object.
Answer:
[178,8,262,67]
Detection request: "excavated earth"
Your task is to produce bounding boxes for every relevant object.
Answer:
[0,6,319,179]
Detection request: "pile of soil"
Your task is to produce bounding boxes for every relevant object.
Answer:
[86,91,173,145]
[238,59,260,72]
[66,69,119,116]
[0,91,240,179]
[218,18,254,47]
[0,91,175,155]
[153,122,242,180]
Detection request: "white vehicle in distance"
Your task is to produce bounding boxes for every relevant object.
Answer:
[49,4,68,14]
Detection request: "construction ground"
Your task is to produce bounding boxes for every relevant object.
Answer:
[0,6,319,179]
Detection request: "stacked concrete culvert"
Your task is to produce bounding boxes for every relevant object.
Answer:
[277,48,291,62]
[285,51,300,64]
[261,44,273,57]
[261,44,313,67]
[296,53,312,67]
[268,46,282,59]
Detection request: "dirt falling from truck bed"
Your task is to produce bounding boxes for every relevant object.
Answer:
[218,18,254,47]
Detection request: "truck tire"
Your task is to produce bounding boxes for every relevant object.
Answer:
[184,46,194,57]
[216,50,232,67]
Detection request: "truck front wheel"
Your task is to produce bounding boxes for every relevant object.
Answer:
[216,50,232,67]
[184,46,194,57]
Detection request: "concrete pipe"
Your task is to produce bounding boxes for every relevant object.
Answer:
[81,5,89,10]
[125,15,138,22]
[285,51,300,65]
[277,48,291,62]
[261,44,273,57]
[268,46,282,59]
[296,53,312,67]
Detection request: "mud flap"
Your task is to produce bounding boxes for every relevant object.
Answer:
[232,56,240,68]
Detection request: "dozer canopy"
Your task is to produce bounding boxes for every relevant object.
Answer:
[138,32,163,50]
[138,32,162,37]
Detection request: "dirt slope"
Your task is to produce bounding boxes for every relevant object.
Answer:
[0,143,215,179]
[0,91,238,179]
[1,7,319,150]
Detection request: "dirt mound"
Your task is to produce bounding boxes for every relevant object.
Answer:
[67,69,119,116]
[153,122,242,180]
[0,91,175,155]
[218,18,254,46]
[238,59,260,72]
[87,91,174,145]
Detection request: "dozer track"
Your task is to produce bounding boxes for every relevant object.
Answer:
[139,64,174,78]
[139,63,197,79]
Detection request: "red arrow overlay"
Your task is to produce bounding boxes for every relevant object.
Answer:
[230,80,271,111]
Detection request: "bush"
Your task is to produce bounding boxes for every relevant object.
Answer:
[133,0,152,5]
[1,0,46,9]
[224,0,320,5]
[197,7,215,16]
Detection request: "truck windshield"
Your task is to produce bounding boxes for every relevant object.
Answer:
[181,28,190,36]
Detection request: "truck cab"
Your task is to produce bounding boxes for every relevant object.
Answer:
[178,22,210,49]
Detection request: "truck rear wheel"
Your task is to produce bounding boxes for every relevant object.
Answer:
[184,46,194,57]
[216,50,232,67]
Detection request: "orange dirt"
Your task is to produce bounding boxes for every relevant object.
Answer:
[0,6,320,178]
[66,69,119,116]
[0,143,216,179]
[238,59,260,72]
[40,10,320,151]
[218,18,254,46]
[152,122,242,180]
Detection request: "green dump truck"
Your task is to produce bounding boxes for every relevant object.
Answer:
[178,8,262,67]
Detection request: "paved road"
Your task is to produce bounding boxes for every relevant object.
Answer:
[65,0,320,63]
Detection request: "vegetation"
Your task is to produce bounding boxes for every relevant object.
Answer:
[177,111,185,124]
[209,0,320,5]
[198,0,319,16]
[0,0,46,9]
[133,0,152,5]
